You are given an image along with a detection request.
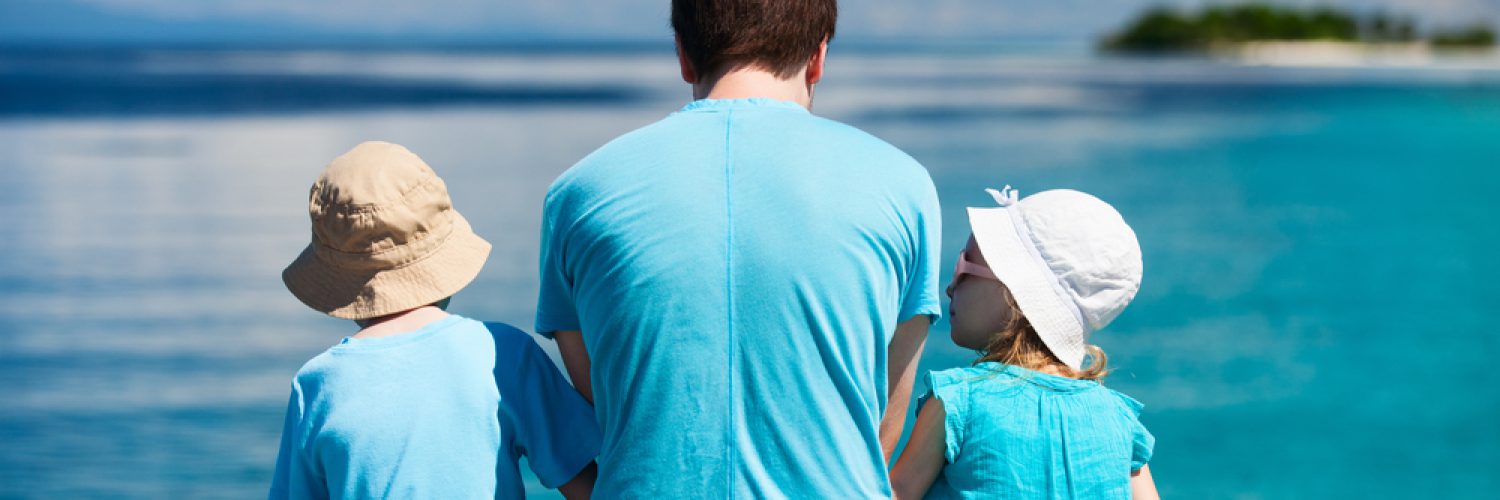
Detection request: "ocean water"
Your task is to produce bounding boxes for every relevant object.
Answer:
[1,46,1498,498]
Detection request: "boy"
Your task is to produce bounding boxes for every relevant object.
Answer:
[271,141,598,499]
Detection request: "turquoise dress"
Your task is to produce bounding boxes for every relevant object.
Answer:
[921,362,1154,499]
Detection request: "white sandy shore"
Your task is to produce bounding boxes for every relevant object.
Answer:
[1219,41,1500,69]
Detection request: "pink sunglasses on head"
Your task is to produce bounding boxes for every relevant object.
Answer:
[952,250,998,282]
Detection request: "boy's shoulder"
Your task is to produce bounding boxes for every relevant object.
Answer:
[290,315,498,375]
[477,320,538,348]
[475,320,558,371]
[439,317,549,364]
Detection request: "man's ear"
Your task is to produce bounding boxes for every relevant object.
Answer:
[676,35,699,84]
[806,38,828,85]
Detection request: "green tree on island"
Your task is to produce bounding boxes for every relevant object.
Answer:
[1103,3,1495,52]
[1432,25,1498,47]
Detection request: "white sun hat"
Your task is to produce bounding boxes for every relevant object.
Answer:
[967,186,1142,370]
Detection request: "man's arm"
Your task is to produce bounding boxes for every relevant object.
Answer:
[553,330,593,404]
[881,316,929,461]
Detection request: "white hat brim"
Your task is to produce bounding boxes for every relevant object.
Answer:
[968,206,1087,370]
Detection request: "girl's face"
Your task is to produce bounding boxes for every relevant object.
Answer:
[947,236,1014,351]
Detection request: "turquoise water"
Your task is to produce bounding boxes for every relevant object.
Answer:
[1,48,1497,498]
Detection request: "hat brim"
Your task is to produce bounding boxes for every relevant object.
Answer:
[968,206,1087,370]
[282,214,492,320]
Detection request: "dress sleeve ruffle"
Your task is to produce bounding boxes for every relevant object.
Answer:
[921,369,970,464]
[1109,388,1154,471]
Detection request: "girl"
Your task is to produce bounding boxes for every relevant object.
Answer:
[891,187,1159,499]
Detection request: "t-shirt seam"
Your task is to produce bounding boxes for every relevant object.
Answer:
[723,108,737,498]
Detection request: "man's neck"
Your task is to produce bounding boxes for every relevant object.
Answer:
[693,67,812,109]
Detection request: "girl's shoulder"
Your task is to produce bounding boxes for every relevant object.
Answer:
[930,362,1037,381]
[927,364,1006,387]
[925,364,1026,396]
[947,362,1103,394]
[926,363,1146,407]
[1104,387,1146,416]
[920,366,995,417]
[1103,387,1155,470]
[922,363,1034,410]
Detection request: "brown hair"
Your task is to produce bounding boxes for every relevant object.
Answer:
[671,0,838,80]
[976,286,1110,381]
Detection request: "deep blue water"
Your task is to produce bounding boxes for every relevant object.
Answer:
[1,47,1498,498]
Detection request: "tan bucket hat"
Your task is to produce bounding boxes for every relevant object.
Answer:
[282,141,492,320]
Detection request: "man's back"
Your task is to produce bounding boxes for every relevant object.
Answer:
[538,98,941,498]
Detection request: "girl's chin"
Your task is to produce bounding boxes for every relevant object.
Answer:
[950,331,989,351]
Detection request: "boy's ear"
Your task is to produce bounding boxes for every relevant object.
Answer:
[676,35,699,85]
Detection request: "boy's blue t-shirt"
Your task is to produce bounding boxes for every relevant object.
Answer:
[536,98,943,498]
[269,315,600,499]
[920,363,1155,500]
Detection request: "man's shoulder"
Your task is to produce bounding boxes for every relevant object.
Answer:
[806,113,918,155]
[804,112,901,145]
[548,113,695,193]
[546,108,933,204]
[556,109,922,174]
[794,115,933,189]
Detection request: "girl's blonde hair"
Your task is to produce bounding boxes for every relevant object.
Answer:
[975,286,1109,381]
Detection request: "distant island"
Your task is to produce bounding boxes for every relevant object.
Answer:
[1102,4,1496,53]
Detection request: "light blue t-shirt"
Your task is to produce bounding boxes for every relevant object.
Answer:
[269,315,600,499]
[536,98,942,498]
[920,363,1155,500]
